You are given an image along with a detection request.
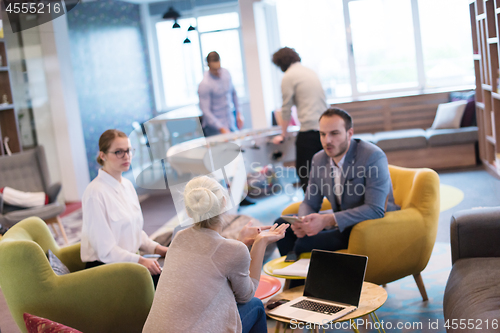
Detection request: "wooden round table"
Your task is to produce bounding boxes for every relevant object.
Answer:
[266,282,388,333]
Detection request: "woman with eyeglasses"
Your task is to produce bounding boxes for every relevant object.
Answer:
[80,129,168,286]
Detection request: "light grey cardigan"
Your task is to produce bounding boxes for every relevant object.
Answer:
[142,227,259,333]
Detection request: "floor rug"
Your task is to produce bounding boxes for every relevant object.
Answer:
[439,185,463,212]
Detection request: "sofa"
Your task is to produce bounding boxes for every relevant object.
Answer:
[443,207,500,332]
[354,126,478,170]
[337,91,479,170]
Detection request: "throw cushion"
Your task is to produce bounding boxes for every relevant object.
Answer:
[460,99,477,127]
[431,101,468,129]
[450,91,476,127]
[0,187,49,208]
[47,249,70,276]
[24,313,83,333]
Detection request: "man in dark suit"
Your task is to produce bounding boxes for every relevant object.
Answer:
[276,108,399,256]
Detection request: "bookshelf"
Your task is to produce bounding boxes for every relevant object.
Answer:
[0,33,21,155]
[470,0,500,177]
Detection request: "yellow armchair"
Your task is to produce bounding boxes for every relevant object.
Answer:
[0,217,155,333]
[282,165,440,300]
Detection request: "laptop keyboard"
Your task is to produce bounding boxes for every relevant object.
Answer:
[291,300,345,315]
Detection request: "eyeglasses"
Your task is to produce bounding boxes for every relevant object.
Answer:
[108,148,135,159]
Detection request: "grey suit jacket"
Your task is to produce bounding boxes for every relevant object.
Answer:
[298,138,399,232]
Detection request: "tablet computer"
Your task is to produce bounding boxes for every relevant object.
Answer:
[280,215,303,224]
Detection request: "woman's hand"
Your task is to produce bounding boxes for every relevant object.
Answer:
[255,223,289,245]
[248,223,289,281]
[237,220,272,246]
[154,245,168,257]
[138,257,162,275]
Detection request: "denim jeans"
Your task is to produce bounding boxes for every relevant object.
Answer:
[237,297,267,333]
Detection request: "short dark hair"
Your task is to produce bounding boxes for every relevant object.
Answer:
[319,108,353,131]
[206,51,220,64]
[272,47,301,72]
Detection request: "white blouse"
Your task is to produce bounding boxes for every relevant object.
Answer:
[80,169,159,263]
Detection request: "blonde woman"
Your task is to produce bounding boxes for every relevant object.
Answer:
[143,176,288,333]
[81,129,168,286]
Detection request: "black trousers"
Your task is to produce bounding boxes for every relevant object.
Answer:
[275,218,351,257]
[275,217,351,288]
[295,130,323,192]
[85,260,160,288]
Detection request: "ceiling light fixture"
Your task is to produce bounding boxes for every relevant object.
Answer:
[162,6,181,29]
[162,6,180,20]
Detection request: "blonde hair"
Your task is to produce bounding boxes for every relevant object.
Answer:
[184,176,227,229]
[97,129,128,166]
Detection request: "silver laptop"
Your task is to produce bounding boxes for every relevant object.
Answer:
[268,250,368,324]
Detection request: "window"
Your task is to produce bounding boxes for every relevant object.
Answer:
[272,0,474,101]
[276,0,351,98]
[154,10,246,110]
[198,13,246,98]
[418,0,474,88]
[197,12,240,32]
[156,18,202,108]
[349,0,418,93]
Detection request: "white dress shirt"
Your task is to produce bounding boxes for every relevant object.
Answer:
[80,169,159,263]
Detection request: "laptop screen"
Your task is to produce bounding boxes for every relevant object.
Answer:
[303,250,367,307]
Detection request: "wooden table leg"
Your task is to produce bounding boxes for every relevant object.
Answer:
[283,279,291,290]
[49,223,59,237]
[274,321,282,333]
[45,216,69,244]
[369,313,382,333]
[372,311,386,333]
[350,319,360,333]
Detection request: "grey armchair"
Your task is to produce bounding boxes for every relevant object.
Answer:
[0,146,67,243]
[443,207,500,331]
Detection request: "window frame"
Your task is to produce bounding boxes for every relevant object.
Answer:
[267,0,474,104]
[343,0,426,99]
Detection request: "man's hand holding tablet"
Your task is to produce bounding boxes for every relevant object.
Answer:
[280,215,303,224]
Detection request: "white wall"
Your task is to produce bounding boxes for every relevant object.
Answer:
[238,0,269,129]
[35,16,90,201]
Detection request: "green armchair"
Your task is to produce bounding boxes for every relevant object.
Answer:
[0,217,154,333]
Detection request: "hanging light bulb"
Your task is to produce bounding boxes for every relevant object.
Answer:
[173,20,181,29]
[188,25,196,31]
[183,37,191,44]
